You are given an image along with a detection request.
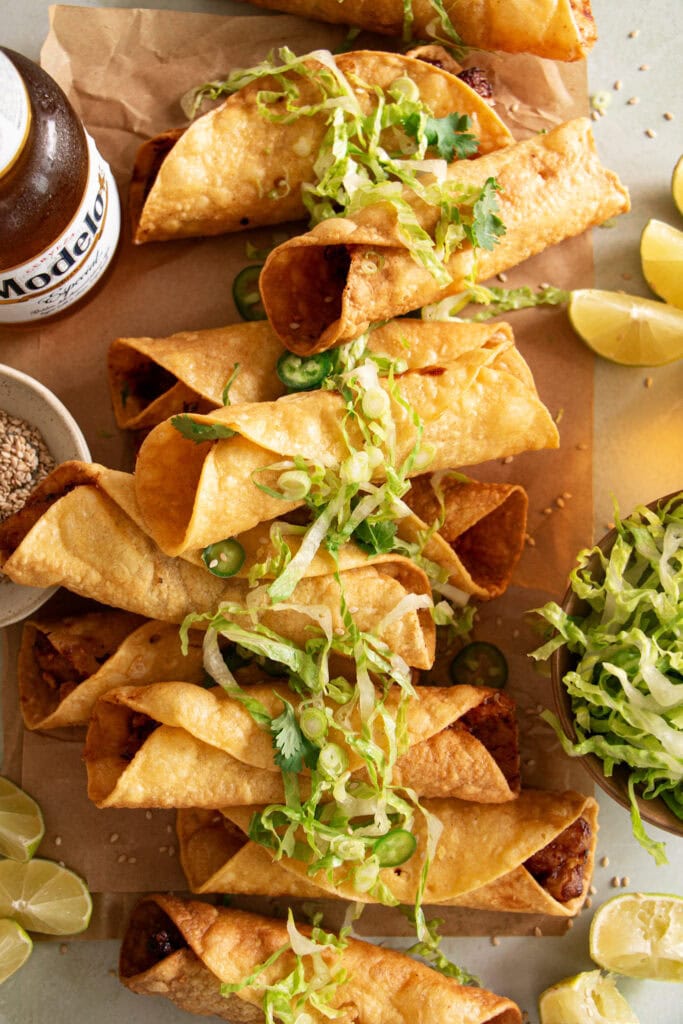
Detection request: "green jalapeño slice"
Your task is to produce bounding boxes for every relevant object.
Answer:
[276,350,334,391]
[450,641,508,688]
[202,538,246,578]
[232,265,266,321]
[373,829,417,867]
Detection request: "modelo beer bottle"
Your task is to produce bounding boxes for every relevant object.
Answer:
[0,47,120,324]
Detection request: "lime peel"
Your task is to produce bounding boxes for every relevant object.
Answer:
[0,858,92,935]
[0,776,44,863]
[640,218,683,309]
[589,892,683,981]
[539,970,639,1023]
[568,288,683,365]
[0,919,32,985]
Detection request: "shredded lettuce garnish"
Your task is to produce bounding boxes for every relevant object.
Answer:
[182,47,504,281]
[402,910,480,986]
[531,494,683,864]
[170,415,234,443]
[422,282,570,322]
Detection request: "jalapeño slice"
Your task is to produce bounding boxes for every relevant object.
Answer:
[202,538,245,578]
[449,641,508,688]
[373,829,417,867]
[232,265,266,321]
[276,350,334,391]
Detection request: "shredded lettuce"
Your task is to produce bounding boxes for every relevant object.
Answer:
[531,494,683,864]
[421,283,570,322]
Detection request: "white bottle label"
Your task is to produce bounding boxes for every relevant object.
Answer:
[0,132,121,324]
[0,53,31,176]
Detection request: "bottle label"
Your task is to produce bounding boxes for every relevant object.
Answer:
[0,52,31,176]
[0,132,121,324]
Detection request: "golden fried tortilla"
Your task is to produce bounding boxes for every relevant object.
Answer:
[84,681,520,807]
[243,0,597,61]
[18,613,204,731]
[119,897,523,1023]
[133,327,557,555]
[131,49,512,244]
[259,118,630,353]
[0,463,434,669]
[178,789,598,917]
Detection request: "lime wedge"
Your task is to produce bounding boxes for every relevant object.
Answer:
[0,776,44,862]
[0,858,92,935]
[640,219,683,308]
[672,155,683,217]
[568,288,683,366]
[0,919,32,984]
[539,970,639,1023]
[589,892,683,981]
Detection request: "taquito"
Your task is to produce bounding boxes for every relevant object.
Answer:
[119,897,523,1023]
[18,613,204,731]
[133,326,557,555]
[84,681,520,807]
[0,463,434,669]
[131,49,512,244]
[259,118,630,353]
[109,318,515,431]
[242,1,597,61]
[178,789,598,917]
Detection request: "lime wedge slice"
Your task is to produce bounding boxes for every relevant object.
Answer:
[589,892,683,981]
[0,858,92,935]
[568,288,683,366]
[672,155,683,217]
[0,776,44,862]
[640,219,683,308]
[539,970,639,1023]
[0,919,32,984]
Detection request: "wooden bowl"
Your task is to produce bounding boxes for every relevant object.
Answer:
[550,491,683,837]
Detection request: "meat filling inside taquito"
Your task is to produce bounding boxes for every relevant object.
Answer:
[176,790,598,917]
[84,682,520,807]
[119,897,523,1024]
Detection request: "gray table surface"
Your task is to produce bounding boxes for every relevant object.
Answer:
[1,2,682,1022]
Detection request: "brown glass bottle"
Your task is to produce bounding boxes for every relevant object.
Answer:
[0,48,120,324]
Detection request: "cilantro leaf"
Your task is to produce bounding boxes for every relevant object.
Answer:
[222,363,241,406]
[404,112,479,162]
[271,700,319,773]
[352,518,398,555]
[465,177,506,252]
[171,415,235,444]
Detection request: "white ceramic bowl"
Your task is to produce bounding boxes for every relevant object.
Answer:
[0,364,90,627]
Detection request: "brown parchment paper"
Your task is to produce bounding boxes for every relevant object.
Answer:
[0,4,597,940]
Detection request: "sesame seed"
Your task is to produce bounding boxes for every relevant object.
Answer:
[645,129,657,138]
[628,29,640,38]
[525,759,536,768]
[622,272,633,280]
[585,896,593,908]
[567,918,574,928]
[109,833,119,844]
[562,491,573,499]
[577,442,589,451]
[491,936,500,946]
[168,846,176,857]
[503,455,514,464]
[664,112,675,121]
[496,617,503,626]
[591,111,600,121]
[117,853,127,864]
[590,885,597,895]
[614,80,623,91]
[159,846,168,854]
[556,497,566,508]
[644,376,653,388]
[526,535,536,547]
[128,856,137,865]
[533,926,543,937]
[611,875,621,887]
[639,63,650,71]
[497,272,508,282]
[600,855,610,867]
[543,507,553,515]
[60,944,68,955]
[627,96,640,105]
[166,824,173,834]
[58,861,65,868]
[289,322,300,330]
[621,876,630,887]
[145,810,152,820]
[54,836,62,846]
[510,101,520,113]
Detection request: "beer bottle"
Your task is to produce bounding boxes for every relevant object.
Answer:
[0,48,120,324]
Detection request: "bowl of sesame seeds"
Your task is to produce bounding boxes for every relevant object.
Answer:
[0,364,90,627]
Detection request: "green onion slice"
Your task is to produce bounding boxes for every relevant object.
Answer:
[373,829,417,867]
[276,350,334,391]
[232,265,266,321]
[449,641,508,688]
[201,538,246,578]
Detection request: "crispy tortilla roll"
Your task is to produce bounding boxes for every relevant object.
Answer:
[403,473,527,599]
[84,682,520,807]
[18,613,204,731]
[108,323,287,432]
[260,118,630,354]
[120,897,523,1023]
[243,1,596,61]
[130,49,512,244]
[178,789,598,917]
[108,318,514,431]
[134,326,557,555]
[0,463,434,669]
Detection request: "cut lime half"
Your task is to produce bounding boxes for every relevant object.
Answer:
[0,919,32,984]
[589,892,683,981]
[568,288,683,366]
[0,776,44,862]
[539,970,639,1023]
[672,155,683,217]
[0,858,92,935]
[640,218,683,308]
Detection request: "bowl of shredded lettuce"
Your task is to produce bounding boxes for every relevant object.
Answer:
[533,491,683,864]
